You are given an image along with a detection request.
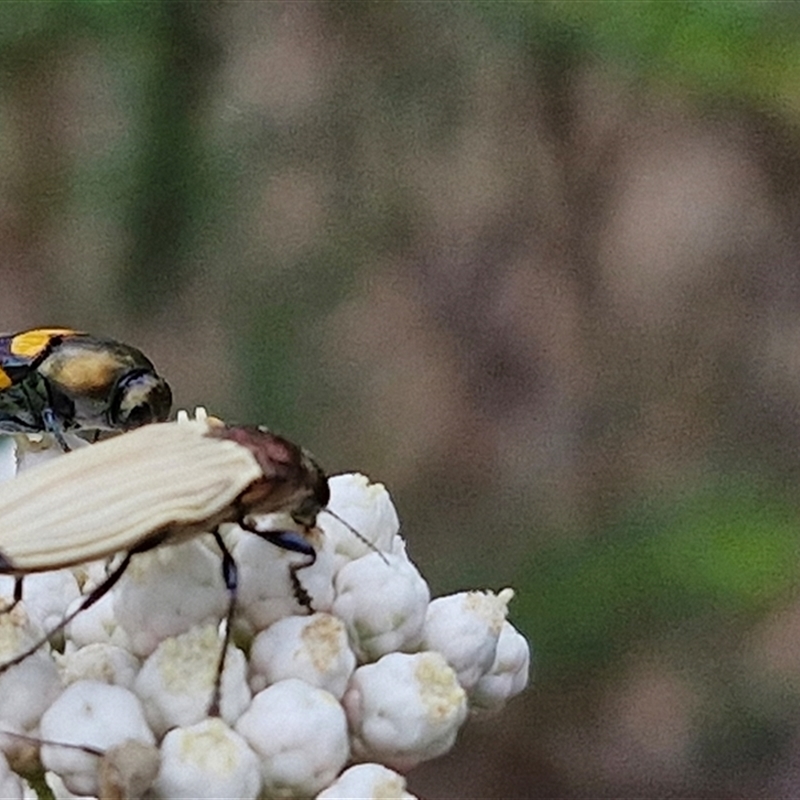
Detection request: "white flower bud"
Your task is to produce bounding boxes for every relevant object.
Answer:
[470,621,531,711]
[421,589,514,691]
[0,578,16,605]
[58,643,140,689]
[332,548,430,662]
[113,540,228,656]
[133,624,250,736]
[0,600,42,659]
[154,718,260,800]
[64,590,130,650]
[249,613,355,698]
[235,678,349,797]
[320,474,400,566]
[0,606,61,734]
[8,571,80,634]
[232,527,334,631]
[316,763,418,799]
[343,651,468,771]
[39,681,155,797]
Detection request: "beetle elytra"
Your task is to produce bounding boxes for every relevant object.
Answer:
[0,417,331,713]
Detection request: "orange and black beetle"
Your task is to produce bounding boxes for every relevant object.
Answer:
[0,328,172,449]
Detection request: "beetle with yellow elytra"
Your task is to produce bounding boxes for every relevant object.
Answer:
[0,327,172,450]
[0,415,375,714]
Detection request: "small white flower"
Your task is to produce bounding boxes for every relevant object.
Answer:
[113,539,228,657]
[58,643,140,689]
[321,474,400,566]
[133,624,250,736]
[64,589,130,650]
[470,620,531,711]
[235,678,349,798]
[39,681,155,797]
[154,718,260,800]
[0,606,61,735]
[421,588,514,691]
[249,613,356,698]
[0,571,81,634]
[231,526,335,632]
[332,546,430,662]
[316,763,418,800]
[343,651,468,771]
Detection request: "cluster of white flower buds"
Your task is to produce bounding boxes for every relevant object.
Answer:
[0,424,530,800]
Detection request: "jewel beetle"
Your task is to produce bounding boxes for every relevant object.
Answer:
[0,327,172,450]
[0,417,338,713]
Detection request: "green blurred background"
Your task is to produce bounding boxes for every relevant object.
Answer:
[4,1,800,796]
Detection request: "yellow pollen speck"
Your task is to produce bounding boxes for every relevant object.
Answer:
[301,615,345,671]
[157,626,218,692]
[414,653,465,720]
[178,719,240,774]
[464,590,512,635]
[0,604,31,655]
[373,776,408,798]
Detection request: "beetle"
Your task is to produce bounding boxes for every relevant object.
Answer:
[0,327,172,450]
[0,417,337,714]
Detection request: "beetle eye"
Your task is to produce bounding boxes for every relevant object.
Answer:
[110,372,173,430]
[124,402,156,428]
[291,495,323,528]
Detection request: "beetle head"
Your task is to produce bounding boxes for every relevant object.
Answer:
[210,425,330,526]
[109,370,173,430]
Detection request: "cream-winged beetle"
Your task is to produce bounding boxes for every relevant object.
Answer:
[0,328,172,450]
[0,418,334,714]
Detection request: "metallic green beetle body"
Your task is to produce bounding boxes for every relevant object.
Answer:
[0,328,172,449]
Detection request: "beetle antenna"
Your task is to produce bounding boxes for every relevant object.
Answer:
[320,509,390,565]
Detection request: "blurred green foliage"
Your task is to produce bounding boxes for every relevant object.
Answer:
[517,479,800,678]
[475,1,800,113]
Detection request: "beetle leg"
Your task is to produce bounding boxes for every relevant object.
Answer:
[245,527,316,560]
[0,551,134,674]
[0,576,24,613]
[12,576,22,608]
[210,530,238,717]
[41,406,71,452]
[240,522,318,612]
[288,563,314,611]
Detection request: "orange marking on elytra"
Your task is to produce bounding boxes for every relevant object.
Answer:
[10,329,77,359]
